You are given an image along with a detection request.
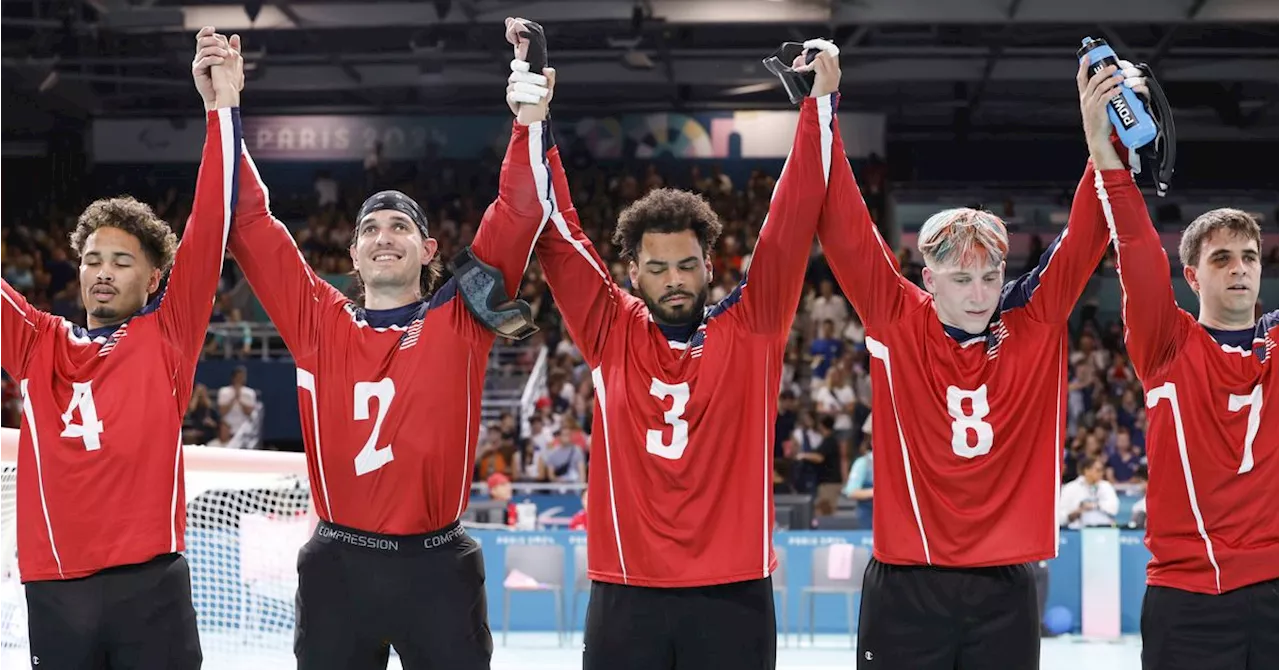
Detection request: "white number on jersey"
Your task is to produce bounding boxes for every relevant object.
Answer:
[946,385,994,459]
[1150,382,1264,477]
[295,370,397,477]
[353,378,397,476]
[1228,384,1263,475]
[60,381,104,451]
[647,379,691,460]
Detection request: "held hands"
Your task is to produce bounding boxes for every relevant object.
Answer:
[1077,58,1147,170]
[192,26,245,111]
[792,39,841,99]
[505,17,555,126]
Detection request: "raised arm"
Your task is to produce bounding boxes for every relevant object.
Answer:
[154,107,241,357]
[467,119,554,298]
[1078,61,1187,378]
[533,126,624,367]
[466,23,558,300]
[999,62,1151,324]
[996,161,1110,323]
[816,115,927,330]
[2,280,56,378]
[1101,168,1185,378]
[228,148,348,357]
[725,44,841,335]
[190,32,348,357]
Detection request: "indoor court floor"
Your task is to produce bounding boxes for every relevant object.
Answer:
[3,631,1139,669]
[477,634,1145,670]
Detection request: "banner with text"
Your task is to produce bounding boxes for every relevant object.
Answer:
[92,110,884,163]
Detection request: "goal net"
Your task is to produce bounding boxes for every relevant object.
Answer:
[1,428,312,669]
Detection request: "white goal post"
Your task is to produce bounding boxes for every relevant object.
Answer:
[1,427,312,669]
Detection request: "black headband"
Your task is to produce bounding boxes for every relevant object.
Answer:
[356,190,430,237]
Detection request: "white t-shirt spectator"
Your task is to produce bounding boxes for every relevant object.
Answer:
[523,426,555,479]
[810,295,850,334]
[314,175,339,207]
[843,319,866,349]
[812,384,856,432]
[217,385,257,435]
[1059,476,1120,529]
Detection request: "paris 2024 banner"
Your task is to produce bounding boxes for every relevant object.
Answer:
[92,109,885,163]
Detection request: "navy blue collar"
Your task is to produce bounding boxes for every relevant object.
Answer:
[656,319,699,344]
[355,301,427,329]
[86,323,124,340]
[1202,324,1256,351]
[942,323,989,345]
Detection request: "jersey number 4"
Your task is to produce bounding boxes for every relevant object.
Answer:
[298,370,396,476]
[59,381,105,451]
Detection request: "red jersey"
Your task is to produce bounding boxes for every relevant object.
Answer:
[536,95,838,587]
[1102,176,1279,595]
[818,141,1115,567]
[1,109,240,582]
[228,121,550,535]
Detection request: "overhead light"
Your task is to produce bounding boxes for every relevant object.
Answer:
[38,70,60,94]
[622,50,654,69]
[723,82,778,96]
[244,0,263,23]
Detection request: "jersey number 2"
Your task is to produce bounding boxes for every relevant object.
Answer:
[947,385,994,459]
[61,381,104,451]
[647,379,690,460]
[297,370,396,476]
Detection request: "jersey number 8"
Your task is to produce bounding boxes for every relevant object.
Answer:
[868,338,996,460]
[947,385,994,459]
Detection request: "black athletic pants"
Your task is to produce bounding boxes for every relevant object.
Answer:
[583,577,776,670]
[294,520,491,670]
[25,552,202,670]
[1141,579,1278,670]
[857,557,1039,670]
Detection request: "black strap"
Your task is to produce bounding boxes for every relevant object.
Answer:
[515,19,548,73]
[762,41,821,105]
[1134,62,1176,197]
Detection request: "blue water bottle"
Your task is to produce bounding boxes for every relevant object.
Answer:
[1078,37,1158,149]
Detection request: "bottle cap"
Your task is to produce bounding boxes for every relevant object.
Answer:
[1077,36,1108,60]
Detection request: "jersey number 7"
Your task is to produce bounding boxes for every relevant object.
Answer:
[1148,382,1263,475]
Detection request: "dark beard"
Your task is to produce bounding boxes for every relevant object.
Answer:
[641,287,709,328]
[89,305,121,321]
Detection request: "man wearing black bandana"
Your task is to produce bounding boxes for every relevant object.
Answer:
[197,26,555,670]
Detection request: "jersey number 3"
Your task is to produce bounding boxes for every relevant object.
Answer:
[647,379,690,460]
[947,385,994,459]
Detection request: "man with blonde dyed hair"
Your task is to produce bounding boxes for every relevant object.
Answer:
[1103,202,1276,665]
[813,62,1143,668]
